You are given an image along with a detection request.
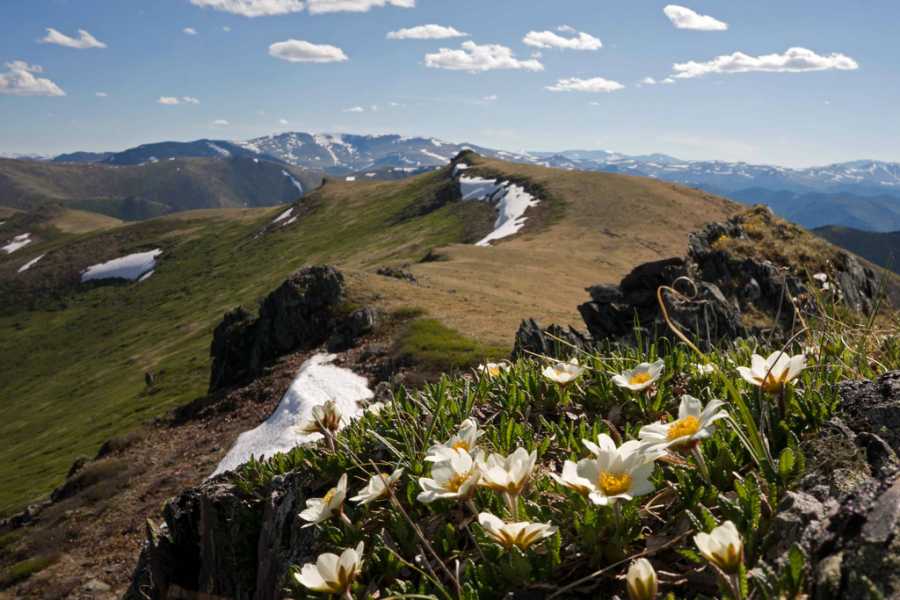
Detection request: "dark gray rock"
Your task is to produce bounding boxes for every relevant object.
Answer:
[512,318,590,360]
[376,266,418,284]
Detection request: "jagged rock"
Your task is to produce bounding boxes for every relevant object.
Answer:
[512,318,590,360]
[764,371,900,599]
[208,266,352,391]
[328,307,378,352]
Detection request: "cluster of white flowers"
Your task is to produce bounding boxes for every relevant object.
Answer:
[292,349,802,597]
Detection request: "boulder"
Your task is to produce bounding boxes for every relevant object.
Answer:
[512,318,590,360]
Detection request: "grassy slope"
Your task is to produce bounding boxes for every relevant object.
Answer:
[0,157,321,220]
[0,159,742,514]
[814,225,900,274]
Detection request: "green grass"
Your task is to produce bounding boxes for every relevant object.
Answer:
[396,317,507,372]
[0,169,485,515]
[0,555,58,589]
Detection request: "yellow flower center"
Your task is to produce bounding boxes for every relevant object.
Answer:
[760,373,785,394]
[628,372,653,386]
[323,488,337,504]
[667,416,701,441]
[451,440,471,451]
[487,366,500,377]
[446,472,469,493]
[598,471,632,496]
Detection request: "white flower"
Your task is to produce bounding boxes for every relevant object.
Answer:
[477,362,510,377]
[425,418,482,462]
[478,512,557,551]
[573,435,660,506]
[626,558,658,600]
[638,395,728,451]
[295,542,364,595]
[694,363,717,376]
[812,272,828,283]
[417,448,481,504]
[298,399,344,436]
[694,520,743,574]
[542,357,585,386]
[350,469,404,505]
[477,447,537,496]
[612,359,664,392]
[299,473,347,525]
[736,351,806,393]
[550,459,595,496]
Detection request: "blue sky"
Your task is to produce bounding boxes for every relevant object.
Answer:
[1,0,897,167]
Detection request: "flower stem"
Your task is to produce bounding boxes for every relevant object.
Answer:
[691,446,711,484]
[730,573,743,600]
[505,492,519,520]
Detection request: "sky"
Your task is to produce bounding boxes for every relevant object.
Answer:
[1,0,898,167]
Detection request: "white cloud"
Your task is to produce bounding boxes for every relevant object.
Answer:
[269,39,349,63]
[306,0,414,13]
[184,27,198,35]
[40,28,107,49]
[387,24,467,40]
[556,25,576,33]
[482,94,498,101]
[189,0,305,17]
[158,96,201,105]
[664,5,728,31]
[672,47,860,79]
[279,118,289,124]
[96,91,108,97]
[0,61,65,96]
[523,29,602,51]
[424,41,543,73]
[662,77,676,84]
[343,106,365,112]
[546,77,624,93]
[641,77,657,85]
[213,119,230,126]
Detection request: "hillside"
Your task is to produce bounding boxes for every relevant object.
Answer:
[0,154,742,517]
[814,225,900,273]
[0,157,322,220]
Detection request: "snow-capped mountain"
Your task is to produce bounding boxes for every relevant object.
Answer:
[236,132,535,175]
[535,152,900,196]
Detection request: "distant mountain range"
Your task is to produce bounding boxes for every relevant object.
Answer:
[8,131,899,233]
[813,226,899,274]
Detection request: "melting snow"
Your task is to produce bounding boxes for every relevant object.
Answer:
[17,253,45,273]
[420,149,450,163]
[365,172,376,177]
[273,207,294,224]
[345,176,357,182]
[282,170,304,194]
[458,176,540,246]
[207,142,232,157]
[81,249,162,282]
[212,353,374,475]
[2,233,31,254]
[453,162,470,175]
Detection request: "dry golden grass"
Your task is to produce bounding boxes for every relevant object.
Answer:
[48,209,123,234]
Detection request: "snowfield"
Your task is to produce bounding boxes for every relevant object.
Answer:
[273,207,294,224]
[458,176,540,246]
[81,249,162,283]
[2,233,32,254]
[281,170,304,194]
[17,254,45,273]
[212,353,374,476]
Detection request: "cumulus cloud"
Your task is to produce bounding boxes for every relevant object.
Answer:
[269,39,349,63]
[662,77,676,84]
[306,0,414,13]
[212,119,230,126]
[184,27,198,35]
[641,77,657,85]
[158,96,201,105]
[672,47,860,79]
[546,77,624,93]
[425,41,543,73]
[0,61,65,96]
[556,25,576,33]
[387,24,467,40]
[523,28,602,51]
[40,28,107,49]
[343,106,365,112]
[189,0,305,17]
[664,5,728,31]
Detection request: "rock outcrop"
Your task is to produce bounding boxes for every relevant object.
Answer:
[764,371,900,599]
[209,266,375,391]
[512,318,590,360]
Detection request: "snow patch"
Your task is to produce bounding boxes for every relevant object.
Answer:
[282,170,304,194]
[212,353,374,476]
[81,249,162,283]
[458,177,540,246]
[453,162,470,175]
[207,142,232,157]
[2,233,31,254]
[17,253,45,273]
[345,176,356,182]
[273,207,294,224]
[420,149,450,163]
